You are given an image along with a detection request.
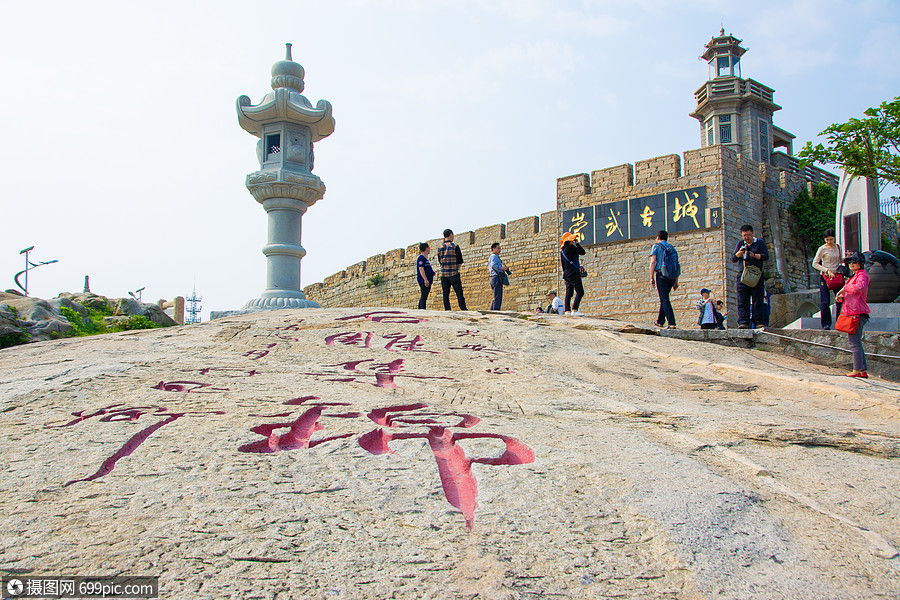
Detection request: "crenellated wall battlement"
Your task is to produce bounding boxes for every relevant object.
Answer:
[304,211,559,311]
[304,145,865,327]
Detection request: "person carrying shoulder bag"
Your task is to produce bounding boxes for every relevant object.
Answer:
[835,253,870,378]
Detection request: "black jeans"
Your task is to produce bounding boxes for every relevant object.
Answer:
[418,281,431,309]
[818,274,842,328]
[564,276,583,312]
[655,272,676,327]
[441,273,467,311]
[490,276,503,310]
[736,279,766,327]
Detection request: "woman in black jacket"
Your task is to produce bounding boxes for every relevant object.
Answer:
[560,232,586,315]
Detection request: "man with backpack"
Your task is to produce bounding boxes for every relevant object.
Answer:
[649,230,680,329]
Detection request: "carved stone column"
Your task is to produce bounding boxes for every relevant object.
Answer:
[236,44,335,310]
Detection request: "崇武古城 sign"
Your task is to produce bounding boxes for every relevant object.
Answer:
[562,186,721,245]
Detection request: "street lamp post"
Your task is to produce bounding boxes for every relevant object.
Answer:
[14,246,58,296]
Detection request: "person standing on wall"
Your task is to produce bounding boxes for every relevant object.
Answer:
[438,228,468,311]
[835,253,871,378]
[488,242,510,311]
[731,224,770,329]
[812,228,844,330]
[416,242,434,310]
[649,230,679,329]
[560,232,585,316]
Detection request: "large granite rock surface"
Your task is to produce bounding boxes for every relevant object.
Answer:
[0,308,898,599]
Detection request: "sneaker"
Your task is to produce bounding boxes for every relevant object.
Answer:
[564,311,572,316]
[846,372,869,379]
[822,326,831,331]
[738,324,750,329]
[655,321,665,328]
[572,311,584,317]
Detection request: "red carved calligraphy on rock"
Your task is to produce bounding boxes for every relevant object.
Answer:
[152,381,230,393]
[50,404,225,486]
[358,404,534,530]
[334,310,427,324]
[238,396,360,453]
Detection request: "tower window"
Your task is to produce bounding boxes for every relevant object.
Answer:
[717,56,731,77]
[759,120,769,163]
[706,120,715,146]
[265,133,281,161]
[719,115,732,143]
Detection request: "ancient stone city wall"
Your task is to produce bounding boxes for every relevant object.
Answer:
[306,145,847,327]
[303,212,560,312]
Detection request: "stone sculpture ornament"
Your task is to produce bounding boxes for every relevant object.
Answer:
[236,44,335,311]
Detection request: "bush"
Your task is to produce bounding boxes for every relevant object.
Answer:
[110,315,158,332]
[0,331,30,349]
[366,274,385,288]
[60,305,107,336]
[789,183,837,257]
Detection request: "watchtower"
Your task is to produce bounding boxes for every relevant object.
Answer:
[689,29,795,165]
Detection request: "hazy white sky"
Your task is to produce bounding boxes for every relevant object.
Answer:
[1,0,898,319]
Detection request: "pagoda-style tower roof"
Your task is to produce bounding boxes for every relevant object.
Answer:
[236,44,335,142]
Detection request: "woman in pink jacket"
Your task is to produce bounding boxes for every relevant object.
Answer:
[835,253,871,378]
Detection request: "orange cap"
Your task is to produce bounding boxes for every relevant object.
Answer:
[560,232,578,246]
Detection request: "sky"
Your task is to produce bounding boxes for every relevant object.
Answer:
[1,0,898,320]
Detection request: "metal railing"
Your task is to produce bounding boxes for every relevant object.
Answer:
[770,152,839,187]
[882,198,900,218]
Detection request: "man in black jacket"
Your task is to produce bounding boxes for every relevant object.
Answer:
[731,224,770,329]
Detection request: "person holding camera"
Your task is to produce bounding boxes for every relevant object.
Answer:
[731,224,769,329]
[488,242,510,310]
[696,288,719,329]
[560,232,586,316]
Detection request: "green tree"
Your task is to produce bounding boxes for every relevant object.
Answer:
[799,96,900,195]
[789,183,837,259]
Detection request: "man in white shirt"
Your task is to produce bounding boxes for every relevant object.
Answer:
[547,290,565,315]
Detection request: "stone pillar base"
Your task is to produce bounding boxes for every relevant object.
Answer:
[243,296,321,310]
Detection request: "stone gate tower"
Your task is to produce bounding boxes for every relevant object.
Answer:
[236,44,335,310]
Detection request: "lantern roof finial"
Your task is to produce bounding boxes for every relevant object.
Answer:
[271,42,304,93]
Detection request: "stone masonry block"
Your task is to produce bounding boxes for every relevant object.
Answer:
[507,216,539,238]
[590,164,634,193]
[367,254,386,270]
[635,154,681,184]
[475,224,505,246]
[385,248,405,263]
[557,173,590,200]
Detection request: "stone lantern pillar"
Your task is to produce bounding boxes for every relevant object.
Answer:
[236,43,335,310]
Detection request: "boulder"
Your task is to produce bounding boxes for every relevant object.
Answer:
[30,317,74,338]
[48,296,88,318]
[142,303,177,327]
[116,297,143,317]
